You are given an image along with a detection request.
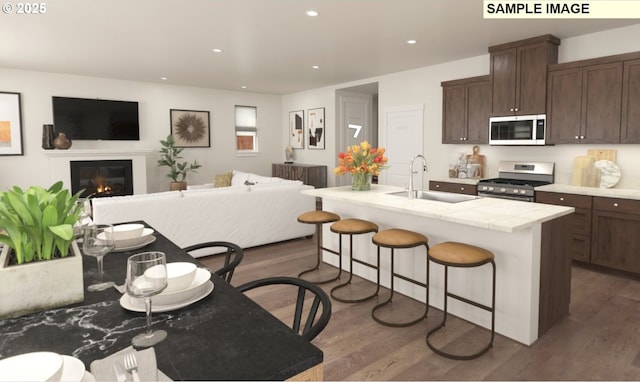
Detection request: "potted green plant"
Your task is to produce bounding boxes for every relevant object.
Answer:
[157,134,202,191]
[0,181,86,319]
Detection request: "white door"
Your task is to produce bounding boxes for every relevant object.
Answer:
[380,105,424,188]
[336,93,374,186]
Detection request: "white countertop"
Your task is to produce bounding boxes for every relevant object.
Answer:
[536,183,640,200]
[303,185,574,233]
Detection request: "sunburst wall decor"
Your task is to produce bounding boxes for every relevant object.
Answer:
[170,109,210,147]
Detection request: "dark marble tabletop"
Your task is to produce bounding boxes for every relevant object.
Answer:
[0,222,322,380]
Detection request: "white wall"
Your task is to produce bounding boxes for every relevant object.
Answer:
[0,69,282,193]
[283,23,640,189]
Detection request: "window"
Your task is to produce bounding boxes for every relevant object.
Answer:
[235,105,258,154]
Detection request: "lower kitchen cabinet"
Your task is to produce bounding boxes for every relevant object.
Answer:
[591,197,640,274]
[429,180,477,196]
[536,191,592,262]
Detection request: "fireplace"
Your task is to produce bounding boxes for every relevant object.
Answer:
[70,160,134,198]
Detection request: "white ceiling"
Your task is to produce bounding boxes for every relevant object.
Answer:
[1,0,638,95]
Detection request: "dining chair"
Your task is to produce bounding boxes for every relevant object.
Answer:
[237,276,332,341]
[182,241,244,283]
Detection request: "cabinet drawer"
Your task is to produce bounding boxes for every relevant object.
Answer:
[536,191,592,209]
[593,196,640,214]
[429,181,477,195]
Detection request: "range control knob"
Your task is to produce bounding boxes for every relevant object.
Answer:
[488,187,494,191]
[500,188,506,193]
[520,190,527,194]
[513,189,520,194]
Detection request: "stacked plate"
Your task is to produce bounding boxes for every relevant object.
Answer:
[99,224,157,252]
[0,352,95,382]
[120,263,213,312]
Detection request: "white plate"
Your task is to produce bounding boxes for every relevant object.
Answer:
[120,281,214,312]
[0,352,63,381]
[99,228,154,248]
[112,236,157,252]
[60,355,86,382]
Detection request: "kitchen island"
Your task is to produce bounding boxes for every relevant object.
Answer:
[303,184,574,345]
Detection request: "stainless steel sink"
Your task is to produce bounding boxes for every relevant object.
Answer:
[387,190,479,203]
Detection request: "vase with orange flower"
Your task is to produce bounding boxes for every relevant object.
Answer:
[334,141,389,191]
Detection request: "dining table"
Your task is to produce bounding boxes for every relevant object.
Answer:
[0,222,323,380]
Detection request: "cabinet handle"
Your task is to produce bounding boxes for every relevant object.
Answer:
[514,107,519,111]
[460,187,465,191]
[575,136,580,140]
[580,135,585,139]
[510,108,514,112]
[613,203,619,207]
[435,184,440,188]
[559,197,564,201]
[459,137,463,141]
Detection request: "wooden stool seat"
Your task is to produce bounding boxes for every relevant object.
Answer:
[297,210,341,284]
[371,228,429,327]
[427,241,496,360]
[330,219,380,303]
[372,228,429,249]
[429,242,494,266]
[331,218,379,235]
[298,210,340,225]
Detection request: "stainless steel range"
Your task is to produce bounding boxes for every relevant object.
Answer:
[477,161,554,202]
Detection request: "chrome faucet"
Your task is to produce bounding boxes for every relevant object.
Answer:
[408,154,428,199]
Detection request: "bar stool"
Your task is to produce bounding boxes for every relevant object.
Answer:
[426,241,496,360]
[297,210,341,284]
[329,218,380,303]
[371,228,429,327]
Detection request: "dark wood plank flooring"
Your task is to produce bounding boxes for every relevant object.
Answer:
[199,236,640,381]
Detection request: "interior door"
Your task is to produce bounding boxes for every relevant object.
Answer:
[336,93,374,186]
[380,105,424,188]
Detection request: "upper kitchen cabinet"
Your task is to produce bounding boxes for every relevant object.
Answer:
[441,75,491,144]
[489,34,560,116]
[621,58,640,143]
[547,51,640,144]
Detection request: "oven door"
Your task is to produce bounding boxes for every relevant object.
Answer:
[489,115,545,145]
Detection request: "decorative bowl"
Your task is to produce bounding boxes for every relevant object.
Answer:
[165,262,198,293]
[0,351,64,382]
[132,268,210,307]
[107,223,145,241]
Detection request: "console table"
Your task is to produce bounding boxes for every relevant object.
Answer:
[273,163,327,188]
[0,223,323,380]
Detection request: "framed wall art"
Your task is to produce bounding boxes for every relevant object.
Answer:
[170,109,210,148]
[307,107,325,150]
[289,110,304,149]
[0,92,23,156]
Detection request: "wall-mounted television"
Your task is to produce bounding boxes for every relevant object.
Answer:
[52,96,140,140]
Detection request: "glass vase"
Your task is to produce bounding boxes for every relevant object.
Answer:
[352,172,372,191]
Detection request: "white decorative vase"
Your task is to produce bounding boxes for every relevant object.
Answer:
[0,241,84,319]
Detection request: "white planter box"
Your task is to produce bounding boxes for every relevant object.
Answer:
[0,241,84,319]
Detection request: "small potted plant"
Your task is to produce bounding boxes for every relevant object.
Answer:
[157,134,202,191]
[0,181,86,318]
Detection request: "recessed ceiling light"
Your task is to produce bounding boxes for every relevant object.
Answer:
[241,85,247,89]
[306,10,319,17]
[212,48,223,53]
[312,65,320,69]
[160,77,168,80]
[407,39,417,45]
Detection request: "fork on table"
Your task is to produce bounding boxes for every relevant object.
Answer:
[123,352,141,382]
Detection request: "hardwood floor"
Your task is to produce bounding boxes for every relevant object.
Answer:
[199,236,640,381]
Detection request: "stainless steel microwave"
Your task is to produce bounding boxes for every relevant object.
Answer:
[489,114,546,145]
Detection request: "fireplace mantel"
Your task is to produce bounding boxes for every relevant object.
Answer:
[47,149,151,194]
[44,148,154,157]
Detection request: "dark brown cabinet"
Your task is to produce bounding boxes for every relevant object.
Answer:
[591,197,640,274]
[621,58,640,143]
[441,75,491,144]
[272,163,327,189]
[489,35,559,116]
[428,181,477,196]
[547,62,623,144]
[536,191,592,262]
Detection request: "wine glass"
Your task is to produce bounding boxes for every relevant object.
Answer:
[82,224,116,291]
[126,251,168,348]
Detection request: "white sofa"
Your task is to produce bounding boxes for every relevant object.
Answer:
[91,171,316,257]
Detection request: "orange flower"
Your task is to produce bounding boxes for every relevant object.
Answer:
[333,141,389,176]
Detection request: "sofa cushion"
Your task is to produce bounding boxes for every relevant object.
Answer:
[214,171,233,187]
